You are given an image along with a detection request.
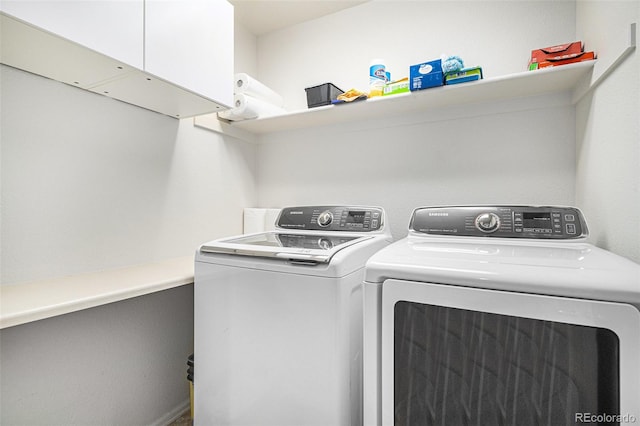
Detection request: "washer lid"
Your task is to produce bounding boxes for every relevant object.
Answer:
[200,231,372,263]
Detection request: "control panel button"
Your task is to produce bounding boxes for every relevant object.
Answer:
[317,210,333,227]
[475,212,501,233]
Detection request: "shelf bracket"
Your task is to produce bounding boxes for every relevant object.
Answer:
[193,113,258,144]
[573,22,637,104]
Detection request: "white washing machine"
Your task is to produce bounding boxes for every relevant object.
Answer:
[195,205,392,426]
[363,205,640,426]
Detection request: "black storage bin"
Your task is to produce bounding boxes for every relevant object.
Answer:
[305,83,344,108]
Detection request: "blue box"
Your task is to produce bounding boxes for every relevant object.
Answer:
[409,59,443,91]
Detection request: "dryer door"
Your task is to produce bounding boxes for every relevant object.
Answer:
[381,280,640,426]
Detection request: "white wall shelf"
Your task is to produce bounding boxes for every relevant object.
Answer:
[0,256,194,329]
[209,61,596,136]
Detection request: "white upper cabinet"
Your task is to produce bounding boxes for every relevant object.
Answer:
[0,0,144,69]
[145,0,234,106]
[0,0,233,118]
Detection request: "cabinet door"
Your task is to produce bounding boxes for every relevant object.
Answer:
[0,0,143,69]
[144,0,234,107]
[1,12,135,89]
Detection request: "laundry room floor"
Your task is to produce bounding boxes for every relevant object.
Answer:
[168,410,192,426]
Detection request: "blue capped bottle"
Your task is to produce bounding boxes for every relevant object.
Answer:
[369,59,386,97]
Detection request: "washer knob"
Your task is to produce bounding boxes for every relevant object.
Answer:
[475,212,500,233]
[317,210,333,227]
[317,237,333,250]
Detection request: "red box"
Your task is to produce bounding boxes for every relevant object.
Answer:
[535,51,596,69]
[530,41,583,63]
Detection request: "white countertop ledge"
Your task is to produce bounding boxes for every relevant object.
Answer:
[0,256,194,329]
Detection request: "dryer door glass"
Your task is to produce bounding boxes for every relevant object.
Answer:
[393,302,619,426]
[380,280,640,426]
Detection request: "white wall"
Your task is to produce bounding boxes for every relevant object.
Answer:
[1,65,257,285]
[257,95,577,239]
[255,0,578,240]
[575,1,640,263]
[0,62,257,423]
[258,0,577,111]
[234,18,258,76]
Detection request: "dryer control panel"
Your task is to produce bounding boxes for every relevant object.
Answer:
[410,206,588,239]
[277,206,384,232]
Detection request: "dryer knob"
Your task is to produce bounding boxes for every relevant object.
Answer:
[317,211,333,227]
[475,212,500,233]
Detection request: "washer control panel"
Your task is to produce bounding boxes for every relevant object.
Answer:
[277,206,384,232]
[410,206,588,239]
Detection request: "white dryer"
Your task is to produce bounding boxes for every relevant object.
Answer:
[195,205,391,426]
[363,205,640,426]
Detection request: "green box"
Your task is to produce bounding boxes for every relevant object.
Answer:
[383,79,410,96]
